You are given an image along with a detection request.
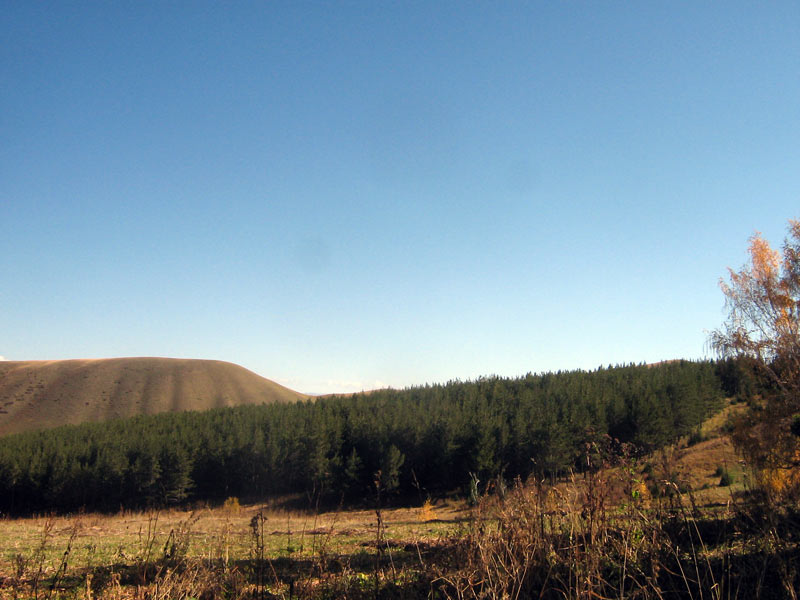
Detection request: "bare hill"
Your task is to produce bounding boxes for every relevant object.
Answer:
[0,357,308,436]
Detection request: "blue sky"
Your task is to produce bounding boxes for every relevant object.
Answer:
[2,2,798,394]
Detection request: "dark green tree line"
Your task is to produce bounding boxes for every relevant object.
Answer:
[0,360,736,515]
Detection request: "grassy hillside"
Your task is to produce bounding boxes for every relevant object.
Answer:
[0,357,307,436]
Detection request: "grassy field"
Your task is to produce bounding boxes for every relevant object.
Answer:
[0,496,470,599]
[0,499,465,574]
[2,401,797,599]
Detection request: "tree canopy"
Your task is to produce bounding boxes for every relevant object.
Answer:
[711,220,800,499]
[0,361,727,515]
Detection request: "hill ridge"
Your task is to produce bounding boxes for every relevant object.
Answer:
[0,357,307,436]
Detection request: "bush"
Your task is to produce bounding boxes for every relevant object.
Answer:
[791,414,800,437]
[719,470,735,487]
[222,496,241,514]
[418,498,436,522]
[687,428,706,446]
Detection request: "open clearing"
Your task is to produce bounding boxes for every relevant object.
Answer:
[0,401,771,599]
[0,433,749,598]
[0,499,466,572]
[0,498,469,599]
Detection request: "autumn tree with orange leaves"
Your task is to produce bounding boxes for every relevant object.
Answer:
[711,220,800,500]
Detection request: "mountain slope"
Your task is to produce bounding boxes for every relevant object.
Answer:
[0,357,307,436]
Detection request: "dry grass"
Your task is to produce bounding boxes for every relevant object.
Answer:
[0,498,465,598]
[2,481,797,598]
[437,455,798,599]
[0,501,463,565]
[0,358,307,436]
[2,404,798,598]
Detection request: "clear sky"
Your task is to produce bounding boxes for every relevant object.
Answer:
[2,2,798,394]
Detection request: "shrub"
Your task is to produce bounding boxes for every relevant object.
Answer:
[687,428,706,446]
[418,498,436,522]
[719,470,735,487]
[222,496,241,514]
